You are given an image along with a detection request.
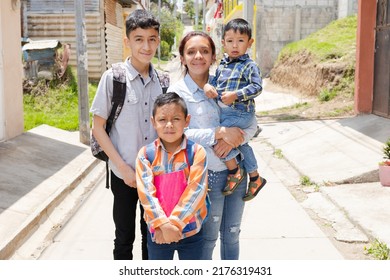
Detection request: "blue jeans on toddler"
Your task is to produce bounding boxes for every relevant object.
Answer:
[220,106,258,173]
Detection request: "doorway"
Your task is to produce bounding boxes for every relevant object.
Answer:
[373,0,390,118]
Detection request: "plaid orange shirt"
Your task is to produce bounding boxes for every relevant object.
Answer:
[136,137,208,240]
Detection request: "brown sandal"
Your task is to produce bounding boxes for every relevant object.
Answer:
[243,176,267,201]
[222,166,245,196]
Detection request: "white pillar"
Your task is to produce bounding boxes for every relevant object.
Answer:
[243,0,254,24]
[0,1,4,141]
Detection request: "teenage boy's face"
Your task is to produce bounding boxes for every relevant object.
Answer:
[151,104,190,152]
[222,30,254,59]
[125,27,160,67]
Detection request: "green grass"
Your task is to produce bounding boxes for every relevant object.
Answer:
[365,239,390,260]
[278,15,357,63]
[273,149,283,159]
[152,57,170,70]
[300,175,314,186]
[23,68,97,131]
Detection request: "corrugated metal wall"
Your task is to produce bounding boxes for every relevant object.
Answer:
[104,0,124,69]
[25,0,128,80]
[27,0,99,13]
[27,13,105,80]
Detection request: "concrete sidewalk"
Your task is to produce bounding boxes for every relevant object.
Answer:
[1,94,390,260]
[0,125,105,259]
[257,112,390,247]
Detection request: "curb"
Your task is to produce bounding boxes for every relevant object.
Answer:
[0,157,104,260]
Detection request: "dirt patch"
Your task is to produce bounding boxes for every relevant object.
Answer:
[262,51,355,122]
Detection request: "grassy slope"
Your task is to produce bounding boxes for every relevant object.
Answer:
[262,16,358,120]
[278,15,357,64]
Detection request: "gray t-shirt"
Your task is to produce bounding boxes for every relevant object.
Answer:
[90,58,161,178]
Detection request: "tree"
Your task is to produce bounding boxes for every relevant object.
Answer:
[184,0,195,20]
[151,4,183,53]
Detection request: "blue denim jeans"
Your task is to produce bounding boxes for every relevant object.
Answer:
[220,106,258,173]
[201,168,247,260]
[147,229,204,260]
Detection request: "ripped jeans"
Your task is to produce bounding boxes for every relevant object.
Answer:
[201,168,247,260]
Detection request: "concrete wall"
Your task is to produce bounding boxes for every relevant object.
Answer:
[255,0,358,75]
[0,0,24,141]
[338,0,359,18]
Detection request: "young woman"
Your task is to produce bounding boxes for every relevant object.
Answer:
[167,31,258,260]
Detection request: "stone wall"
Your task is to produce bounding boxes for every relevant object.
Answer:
[255,0,358,75]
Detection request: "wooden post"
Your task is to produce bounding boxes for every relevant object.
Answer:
[354,0,376,114]
[74,0,90,145]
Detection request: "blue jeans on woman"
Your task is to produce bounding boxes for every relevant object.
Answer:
[201,168,247,260]
[147,229,204,260]
[220,106,258,173]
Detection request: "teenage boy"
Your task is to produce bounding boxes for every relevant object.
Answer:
[136,92,209,260]
[204,18,267,201]
[90,9,161,260]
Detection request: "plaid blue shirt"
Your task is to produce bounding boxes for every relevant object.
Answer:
[211,53,262,113]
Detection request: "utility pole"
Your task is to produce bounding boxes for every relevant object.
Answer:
[157,0,161,68]
[202,0,205,32]
[195,0,198,29]
[74,0,90,145]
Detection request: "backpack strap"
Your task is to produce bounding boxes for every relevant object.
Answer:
[105,62,126,134]
[145,141,158,165]
[104,62,127,189]
[185,140,195,166]
[154,69,170,94]
[145,139,196,167]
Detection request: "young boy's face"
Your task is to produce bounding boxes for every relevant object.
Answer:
[222,29,254,59]
[151,103,190,152]
[125,27,160,68]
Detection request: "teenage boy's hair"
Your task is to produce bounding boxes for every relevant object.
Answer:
[153,92,188,117]
[125,9,160,37]
[223,18,252,40]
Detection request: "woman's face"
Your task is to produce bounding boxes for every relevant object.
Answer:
[180,36,215,76]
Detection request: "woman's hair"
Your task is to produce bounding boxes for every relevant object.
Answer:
[152,92,188,117]
[178,31,216,73]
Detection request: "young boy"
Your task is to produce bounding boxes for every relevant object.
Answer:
[204,18,266,201]
[136,92,209,260]
[90,9,161,260]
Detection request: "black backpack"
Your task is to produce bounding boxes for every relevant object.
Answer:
[90,62,169,188]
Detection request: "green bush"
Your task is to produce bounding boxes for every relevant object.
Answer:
[160,40,170,60]
[152,6,183,52]
[319,88,337,102]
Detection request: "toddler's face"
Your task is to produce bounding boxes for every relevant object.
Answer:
[222,30,253,59]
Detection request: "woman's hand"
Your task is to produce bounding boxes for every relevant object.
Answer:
[204,83,218,99]
[216,126,245,148]
[213,139,234,158]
